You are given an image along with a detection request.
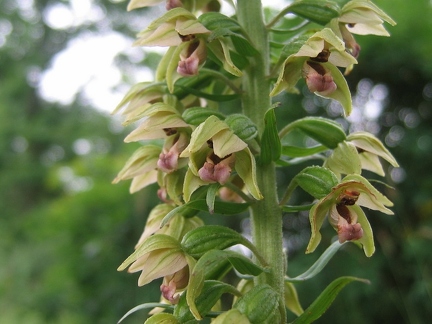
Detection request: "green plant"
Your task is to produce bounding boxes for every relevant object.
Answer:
[113,1,397,322]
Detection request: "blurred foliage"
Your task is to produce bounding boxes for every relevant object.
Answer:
[0,0,431,323]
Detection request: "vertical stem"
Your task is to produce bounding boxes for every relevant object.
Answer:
[237,1,286,322]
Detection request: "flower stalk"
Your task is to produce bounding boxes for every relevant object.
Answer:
[237,0,286,321]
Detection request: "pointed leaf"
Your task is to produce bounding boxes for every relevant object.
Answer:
[288,0,341,25]
[281,145,327,157]
[260,108,281,164]
[286,240,347,282]
[291,276,369,324]
[206,183,221,213]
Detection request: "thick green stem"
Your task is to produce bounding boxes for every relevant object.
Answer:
[237,1,286,322]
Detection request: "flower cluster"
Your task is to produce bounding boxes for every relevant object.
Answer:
[112,0,397,322]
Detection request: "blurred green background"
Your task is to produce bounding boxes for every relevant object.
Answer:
[1,0,431,323]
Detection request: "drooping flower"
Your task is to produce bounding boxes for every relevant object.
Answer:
[127,0,221,12]
[306,174,394,257]
[325,132,399,177]
[347,131,399,176]
[328,0,396,70]
[271,28,357,116]
[180,115,262,201]
[118,234,189,287]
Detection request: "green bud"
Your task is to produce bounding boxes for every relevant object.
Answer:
[182,107,225,126]
[181,225,250,258]
[286,117,346,149]
[233,284,279,324]
[288,0,341,25]
[225,114,258,141]
[295,166,339,199]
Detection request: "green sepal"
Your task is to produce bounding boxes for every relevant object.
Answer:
[286,240,346,282]
[294,166,339,199]
[233,284,280,324]
[118,303,174,323]
[144,313,179,324]
[291,276,370,324]
[325,141,362,176]
[282,117,346,149]
[260,108,281,164]
[281,145,327,157]
[225,114,259,141]
[181,225,257,259]
[285,282,304,316]
[186,250,266,320]
[182,107,225,126]
[175,280,240,322]
[288,0,341,25]
[117,234,181,271]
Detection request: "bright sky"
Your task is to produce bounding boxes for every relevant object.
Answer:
[37,0,289,113]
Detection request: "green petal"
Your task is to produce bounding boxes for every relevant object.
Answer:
[306,199,333,254]
[270,55,304,96]
[325,141,361,176]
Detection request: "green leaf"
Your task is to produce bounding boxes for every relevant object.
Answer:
[284,117,346,149]
[260,108,281,164]
[286,240,347,282]
[282,204,314,212]
[281,145,327,157]
[234,284,280,324]
[291,276,370,324]
[181,225,255,258]
[288,0,341,25]
[176,280,240,321]
[118,303,173,323]
[294,166,339,199]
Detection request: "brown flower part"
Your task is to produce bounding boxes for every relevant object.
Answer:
[198,153,235,184]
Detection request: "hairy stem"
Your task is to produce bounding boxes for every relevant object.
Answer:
[237,1,286,322]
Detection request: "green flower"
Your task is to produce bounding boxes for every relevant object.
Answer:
[271,28,357,116]
[328,0,396,65]
[307,174,393,257]
[347,131,399,176]
[180,116,262,200]
[133,8,210,47]
[325,132,399,177]
[118,234,190,288]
